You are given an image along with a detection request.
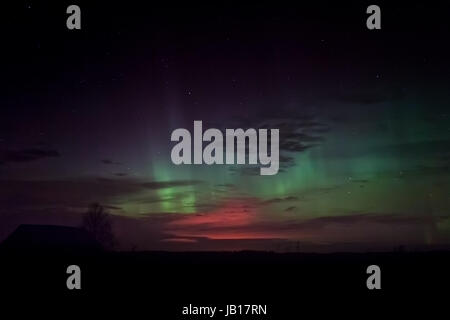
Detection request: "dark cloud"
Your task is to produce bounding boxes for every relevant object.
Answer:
[141,180,203,189]
[114,172,128,177]
[274,213,434,232]
[214,184,237,193]
[205,213,431,238]
[295,186,341,200]
[101,159,123,165]
[283,132,324,142]
[215,183,235,188]
[225,113,329,175]
[103,205,122,210]
[279,155,295,166]
[308,126,331,134]
[135,196,174,204]
[415,164,450,175]
[375,140,450,158]
[229,166,261,176]
[1,148,60,163]
[261,196,298,205]
[0,177,205,218]
[94,177,204,191]
[279,140,315,153]
[275,122,324,154]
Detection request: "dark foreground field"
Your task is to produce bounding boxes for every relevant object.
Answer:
[1,250,449,316]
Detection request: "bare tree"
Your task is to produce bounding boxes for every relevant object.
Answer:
[81,203,116,250]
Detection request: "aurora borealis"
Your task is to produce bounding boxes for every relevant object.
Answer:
[1,2,449,251]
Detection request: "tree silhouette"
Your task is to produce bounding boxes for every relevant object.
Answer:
[81,203,116,250]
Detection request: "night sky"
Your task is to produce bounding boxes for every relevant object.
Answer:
[1,1,449,251]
